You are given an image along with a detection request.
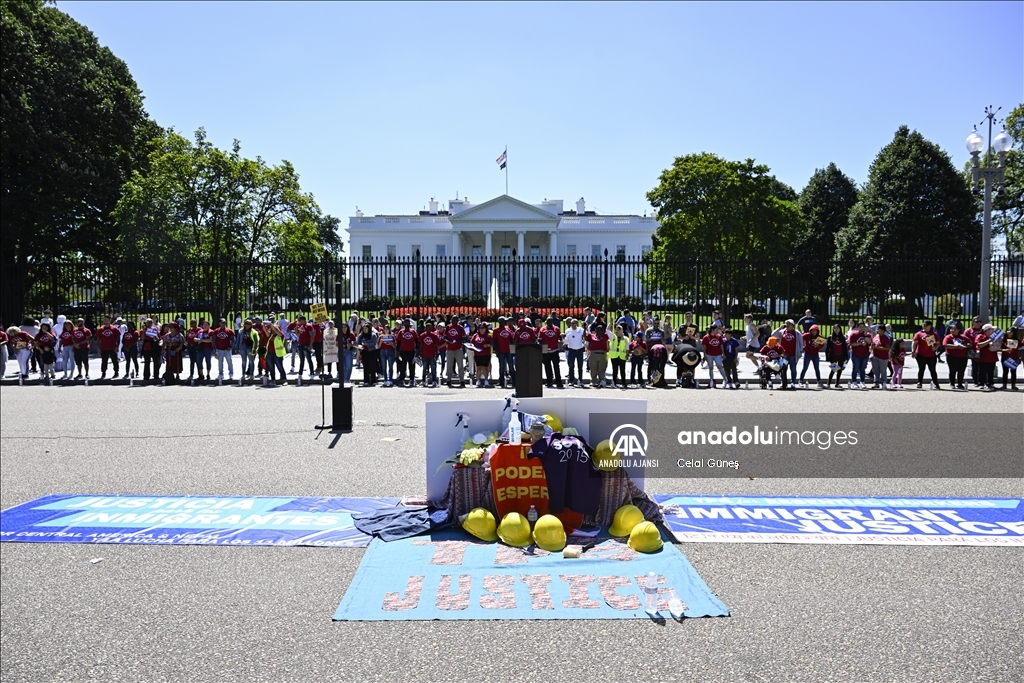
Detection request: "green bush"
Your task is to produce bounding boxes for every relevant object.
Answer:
[879,298,924,319]
[932,294,963,317]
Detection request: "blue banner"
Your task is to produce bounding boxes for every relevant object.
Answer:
[333,528,729,621]
[655,495,1024,546]
[0,495,400,547]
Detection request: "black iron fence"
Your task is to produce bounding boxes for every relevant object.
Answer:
[3,256,1022,333]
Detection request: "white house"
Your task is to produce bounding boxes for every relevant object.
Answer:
[346,194,658,300]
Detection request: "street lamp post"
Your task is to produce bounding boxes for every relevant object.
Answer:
[966,107,1013,324]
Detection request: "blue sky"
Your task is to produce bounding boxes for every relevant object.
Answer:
[62,1,1023,232]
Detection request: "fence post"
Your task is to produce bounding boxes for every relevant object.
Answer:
[603,249,609,313]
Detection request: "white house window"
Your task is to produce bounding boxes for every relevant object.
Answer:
[436,244,446,258]
[436,277,447,297]
[362,245,372,261]
[591,244,602,261]
[615,276,625,297]
[641,245,651,257]
[501,246,511,259]
[387,277,397,297]
[530,277,540,297]
[472,246,482,259]
[362,277,373,298]
[566,244,577,261]
[386,245,397,261]
[472,276,483,297]
[616,245,626,262]
[530,245,540,259]
[566,277,576,297]
[412,244,421,259]
[591,276,602,296]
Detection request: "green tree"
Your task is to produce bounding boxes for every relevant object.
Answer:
[645,153,802,316]
[993,103,1023,256]
[834,126,979,324]
[112,129,342,315]
[791,163,859,313]
[0,0,157,322]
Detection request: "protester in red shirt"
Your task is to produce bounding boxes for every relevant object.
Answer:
[975,324,999,390]
[846,322,872,388]
[418,321,441,387]
[97,315,122,379]
[538,318,563,389]
[442,319,466,387]
[57,320,75,380]
[942,326,970,390]
[396,319,419,387]
[870,330,892,389]
[7,326,33,380]
[287,315,313,378]
[122,322,141,379]
[34,322,57,380]
[586,324,609,388]
[772,319,801,389]
[1001,328,1019,391]
[213,318,235,381]
[71,317,93,380]
[962,316,983,387]
[310,320,325,375]
[912,320,941,389]
[759,336,786,389]
[471,323,494,388]
[800,324,825,387]
[185,320,201,381]
[701,327,726,388]
[493,317,516,388]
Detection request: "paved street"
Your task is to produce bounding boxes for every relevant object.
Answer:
[1,382,1021,683]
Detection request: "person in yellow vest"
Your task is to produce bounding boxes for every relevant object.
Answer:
[608,324,629,389]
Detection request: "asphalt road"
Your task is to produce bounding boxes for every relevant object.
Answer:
[1,382,1021,683]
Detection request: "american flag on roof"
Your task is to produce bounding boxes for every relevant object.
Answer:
[496,149,506,169]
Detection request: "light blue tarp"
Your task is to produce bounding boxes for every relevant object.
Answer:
[333,528,729,620]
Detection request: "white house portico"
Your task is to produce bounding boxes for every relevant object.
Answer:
[346,194,657,299]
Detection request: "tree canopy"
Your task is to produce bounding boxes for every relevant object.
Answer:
[834,126,979,310]
[1,0,157,321]
[644,153,802,312]
[993,103,1023,256]
[113,128,343,264]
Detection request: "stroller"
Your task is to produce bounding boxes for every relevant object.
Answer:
[754,353,785,389]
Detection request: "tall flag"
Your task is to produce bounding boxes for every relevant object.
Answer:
[496,149,507,169]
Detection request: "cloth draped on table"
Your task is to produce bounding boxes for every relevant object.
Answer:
[438,466,662,527]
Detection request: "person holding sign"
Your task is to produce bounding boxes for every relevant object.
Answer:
[975,324,999,391]
[800,324,825,388]
[912,320,941,389]
[1001,328,1019,391]
[942,325,970,390]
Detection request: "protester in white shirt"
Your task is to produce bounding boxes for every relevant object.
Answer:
[563,318,586,387]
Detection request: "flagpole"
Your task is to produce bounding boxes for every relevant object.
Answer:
[504,146,508,195]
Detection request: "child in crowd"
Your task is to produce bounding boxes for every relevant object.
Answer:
[722,328,740,389]
[890,338,906,389]
[628,332,647,388]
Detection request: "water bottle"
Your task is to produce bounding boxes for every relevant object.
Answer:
[505,409,520,446]
[643,572,659,615]
[527,505,538,526]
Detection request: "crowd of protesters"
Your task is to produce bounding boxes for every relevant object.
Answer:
[1,307,1020,391]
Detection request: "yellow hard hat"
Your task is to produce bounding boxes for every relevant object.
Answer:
[459,507,498,542]
[593,439,617,471]
[627,521,664,553]
[497,512,532,547]
[532,514,566,552]
[542,413,563,433]
[608,504,645,537]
